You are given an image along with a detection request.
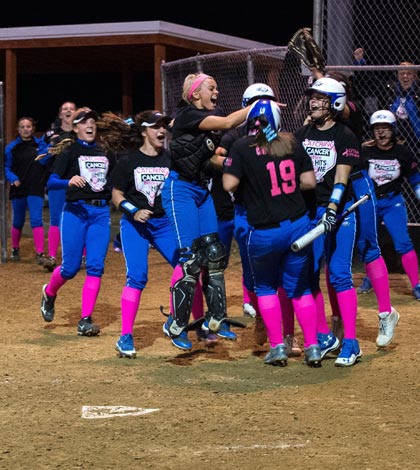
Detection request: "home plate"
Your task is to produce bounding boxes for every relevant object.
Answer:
[82,405,159,419]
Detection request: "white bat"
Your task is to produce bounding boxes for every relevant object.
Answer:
[291,194,371,252]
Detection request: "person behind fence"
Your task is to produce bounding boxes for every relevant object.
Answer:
[359,110,420,302]
[40,108,116,336]
[38,101,78,272]
[160,72,252,350]
[223,99,322,367]
[295,77,363,367]
[5,116,49,263]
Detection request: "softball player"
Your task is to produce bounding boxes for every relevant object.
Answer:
[224,99,321,367]
[39,101,77,271]
[5,117,49,263]
[295,77,362,366]
[360,110,420,302]
[160,72,252,349]
[40,108,115,336]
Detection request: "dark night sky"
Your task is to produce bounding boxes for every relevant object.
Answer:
[0,6,314,47]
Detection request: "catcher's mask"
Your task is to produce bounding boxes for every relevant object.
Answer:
[306,77,346,112]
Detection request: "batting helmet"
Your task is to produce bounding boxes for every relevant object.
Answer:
[247,99,281,136]
[242,83,275,108]
[306,77,347,112]
[369,110,396,127]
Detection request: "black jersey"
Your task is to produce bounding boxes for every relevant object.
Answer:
[111,148,171,217]
[225,135,313,228]
[52,141,115,202]
[294,121,361,207]
[7,138,48,199]
[361,142,416,196]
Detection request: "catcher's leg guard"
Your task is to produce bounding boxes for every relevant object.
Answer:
[196,233,229,332]
[168,250,201,336]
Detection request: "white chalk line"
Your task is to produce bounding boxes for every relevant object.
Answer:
[81,405,159,419]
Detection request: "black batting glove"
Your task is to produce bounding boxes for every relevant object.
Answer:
[321,207,337,232]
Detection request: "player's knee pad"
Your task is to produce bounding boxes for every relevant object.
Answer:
[169,251,201,332]
[202,270,227,326]
[196,233,228,271]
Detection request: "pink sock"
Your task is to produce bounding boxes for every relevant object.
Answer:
[191,281,204,320]
[32,226,45,254]
[81,275,101,318]
[11,227,22,249]
[121,286,142,335]
[278,287,295,336]
[48,225,61,258]
[242,277,251,304]
[365,257,392,313]
[257,294,283,348]
[314,289,330,334]
[401,249,420,288]
[45,266,67,296]
[336,288,358,339]
[292,293,317,348]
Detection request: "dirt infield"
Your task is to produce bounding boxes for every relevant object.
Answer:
[1,235,419,470]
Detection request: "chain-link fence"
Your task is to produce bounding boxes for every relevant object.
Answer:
[161,0,420,226]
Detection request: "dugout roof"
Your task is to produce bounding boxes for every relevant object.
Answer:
[0,21,274,143]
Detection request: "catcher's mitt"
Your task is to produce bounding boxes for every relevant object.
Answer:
[288,28,325,72]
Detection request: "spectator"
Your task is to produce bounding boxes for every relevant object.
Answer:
[5,117,48,263]
[40,108,116,336]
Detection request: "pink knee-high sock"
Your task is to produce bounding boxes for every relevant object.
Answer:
[365,256,392,313]
[81,275,101,318]
[278,287,295,336]
[121,286,142,335]
[242,277,251,304]
[336,288,358,339]
[401,249,420,288]
[325,266,340,318]
[314,289,330,334]
[191,281,204,320]
[48,225,61,258]
[45,266,67,297]
[11,227,22,249]
[292,293,317,348]
[32,226,45,254]
[257,294,283,348]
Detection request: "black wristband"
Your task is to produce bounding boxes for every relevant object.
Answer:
[118,200,139,216]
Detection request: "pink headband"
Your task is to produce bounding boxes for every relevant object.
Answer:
[187,74,211,101]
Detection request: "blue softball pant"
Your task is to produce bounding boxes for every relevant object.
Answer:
[48,188,66,226]
[351,169,381,264]
[377,192,414,254]
[161,171,219,259]
[247,215,313,298]
[60,201,110,279]
[11,195,44,229]
[120,215,180,290]
[217,217,234,263]
[233,203,254,293]
[311,201,356,293]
